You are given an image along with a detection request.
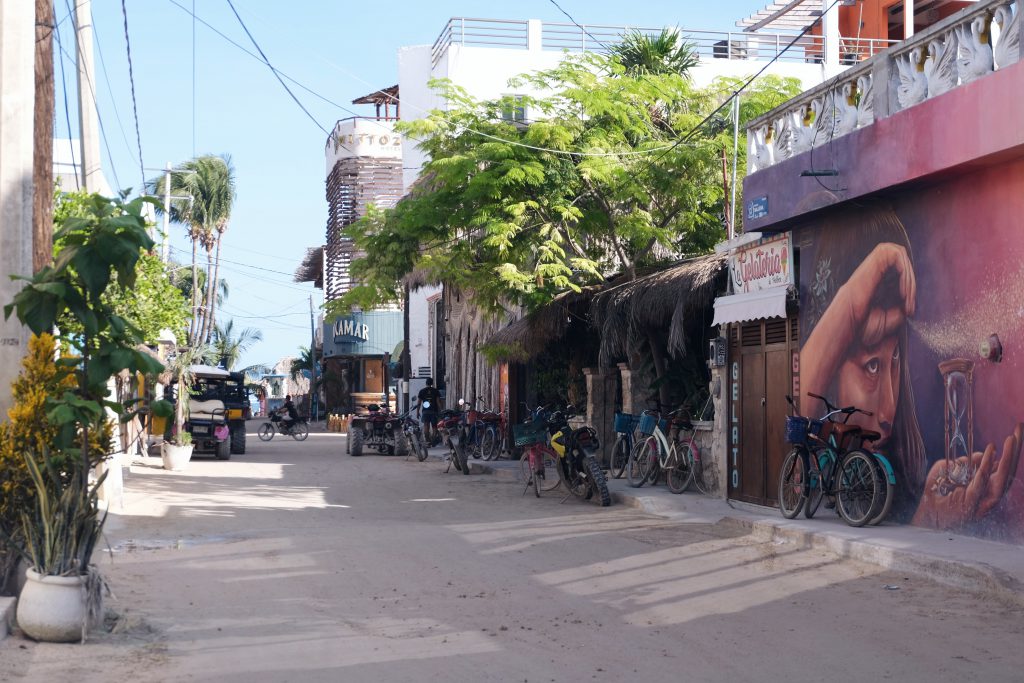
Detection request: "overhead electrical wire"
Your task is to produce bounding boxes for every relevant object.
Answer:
[53,17,80,191]
[56,18,123,192]
[91,16,136,167]
[224,0,330,135]
[119,0,146,190]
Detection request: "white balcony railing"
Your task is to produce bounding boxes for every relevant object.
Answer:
[746,0,1020,174]
[429,17,898,68]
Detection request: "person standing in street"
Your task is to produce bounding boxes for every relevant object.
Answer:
[417,379,441,446]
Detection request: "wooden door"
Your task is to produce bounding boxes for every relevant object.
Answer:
[728,314,798,506]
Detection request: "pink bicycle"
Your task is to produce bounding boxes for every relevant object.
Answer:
[513,414,560,498]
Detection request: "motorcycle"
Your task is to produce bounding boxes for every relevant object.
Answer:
[437,406,469,475]
[548,405,611,506]
[402,403,429,462]
[257,410,310,442]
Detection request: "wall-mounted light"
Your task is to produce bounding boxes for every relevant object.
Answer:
[979,334,1003,363]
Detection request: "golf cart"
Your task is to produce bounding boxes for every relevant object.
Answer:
[171,365,251,458]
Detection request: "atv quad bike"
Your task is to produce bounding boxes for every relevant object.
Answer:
[349,404,407,457]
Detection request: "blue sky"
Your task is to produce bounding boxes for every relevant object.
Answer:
[57,0,767,371]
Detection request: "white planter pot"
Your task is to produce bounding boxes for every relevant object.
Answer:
[16,569,94,642]
[161,442,194,471]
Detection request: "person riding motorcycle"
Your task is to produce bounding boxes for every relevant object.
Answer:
[417,379,442,446]
[279,395,298,432]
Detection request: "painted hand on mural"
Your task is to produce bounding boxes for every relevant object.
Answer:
[912,424,1023,530]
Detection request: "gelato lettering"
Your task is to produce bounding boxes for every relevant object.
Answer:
[729,232,794,294]
[333,318,370,343]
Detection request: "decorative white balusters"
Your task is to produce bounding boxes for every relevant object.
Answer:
[896,47,929,109]
[924,33,959,97]
[993,2,1020,69]
[956,15,994,84]
[748,124,774,174]
[855,74,874,128]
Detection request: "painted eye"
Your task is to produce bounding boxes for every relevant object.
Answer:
[864,358,880,376]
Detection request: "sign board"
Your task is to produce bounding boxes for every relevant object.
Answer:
[746,195,769,221]
[729,232,793,294]
[325,118,402,174]
[333,318,370,343]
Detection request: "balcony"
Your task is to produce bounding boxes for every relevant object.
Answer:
[745,0,1020,175]
[429,17,897,68]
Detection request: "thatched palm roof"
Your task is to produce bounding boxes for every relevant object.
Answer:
[591,253,727,364]
[481,287,599,362]
[294,247,324,288]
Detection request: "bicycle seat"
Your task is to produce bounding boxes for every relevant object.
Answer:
[859,430,882,442]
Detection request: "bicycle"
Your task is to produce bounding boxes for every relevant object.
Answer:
[513,415,559,497]
[609,411,640,479]
[778,393,889,527]
[626,408,694,494]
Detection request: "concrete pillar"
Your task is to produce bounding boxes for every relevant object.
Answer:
[527,19,543,52]
[617,363,634,415]
[709,365,729,499]
[584,367,618,467]
[0,2,36,415]
[822,0,841,75]
[904,0,915,40]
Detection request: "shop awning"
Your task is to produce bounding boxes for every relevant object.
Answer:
[712,286,788,326]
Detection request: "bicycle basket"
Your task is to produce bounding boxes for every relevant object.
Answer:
[513,421,548,447]
[785,415,815,444]
[613,411,640,434]
[638,413,668,436]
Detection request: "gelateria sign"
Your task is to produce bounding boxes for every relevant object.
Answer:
[333,318,369,343]
[729,232,793,294]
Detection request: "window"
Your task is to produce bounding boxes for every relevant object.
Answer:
[501,94,526,123]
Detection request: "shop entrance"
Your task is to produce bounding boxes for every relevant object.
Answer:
[728,314,798,507]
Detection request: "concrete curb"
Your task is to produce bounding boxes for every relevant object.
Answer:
[0,596,15,641]
[467,459,1024,606]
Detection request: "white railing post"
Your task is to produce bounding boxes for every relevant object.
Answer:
[461,18,465,46]
[528,19,542,51]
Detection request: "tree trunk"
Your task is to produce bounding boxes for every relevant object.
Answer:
[201,245,215,344]
[189,239,199,345]
[33,0,54,272]
[647,331,672,410]
[206,234,224,347]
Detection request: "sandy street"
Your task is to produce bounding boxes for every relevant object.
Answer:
[2,426,1023,682]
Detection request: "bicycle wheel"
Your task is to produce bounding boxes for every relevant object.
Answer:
[836,449,882,527]
[666,442,695,494]
[627,437,654,488]
[805,450,830,519]
[610,435,630,479]
[291,422,309,441]
[538,449,560,491]
[868,455,895,525]
[413,431,429,462]
[480,427,498,461]
[778,448,808,519]
[257,423,274,441]
[533,459,542,498]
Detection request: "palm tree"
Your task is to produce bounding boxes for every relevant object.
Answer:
[210,319,263,371]
[611,28,698,77]
[149,155,236,346]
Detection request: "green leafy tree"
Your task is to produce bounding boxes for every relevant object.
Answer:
[334,54,800,316]
[148,155,236,346]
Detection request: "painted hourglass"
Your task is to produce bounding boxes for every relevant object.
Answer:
[937,359,974,495]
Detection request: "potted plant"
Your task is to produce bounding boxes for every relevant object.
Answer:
[161,348,202,471]
[3,193,166,642]
[14,453,108,642]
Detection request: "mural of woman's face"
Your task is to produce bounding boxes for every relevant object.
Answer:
[836,329,902,448]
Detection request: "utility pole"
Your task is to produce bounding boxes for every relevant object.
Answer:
[74,0,102,191]
[34,0,54,272]
[0,2,36,414]
[309,295,318,422]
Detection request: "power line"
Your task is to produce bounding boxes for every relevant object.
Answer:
[91,14,135,166]
[59,5,123,191]
[166,0,365,120]
[119,0,146,190]
[53,17,80,191]
[223,0,329,135]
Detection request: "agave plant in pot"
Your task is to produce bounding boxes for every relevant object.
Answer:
[3,194,166,641]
